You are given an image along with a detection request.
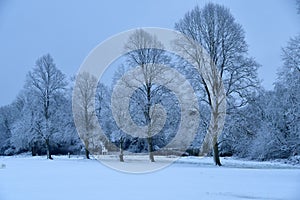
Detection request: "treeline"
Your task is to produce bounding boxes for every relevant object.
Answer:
[0,3,299,162]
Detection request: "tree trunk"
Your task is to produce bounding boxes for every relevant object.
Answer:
[85,148,90,159]
[45,139,53,160]
[149,152,155,162]
[119,151,124,162]
[213,139,222,166]
[147,137,155,162]
[119,138,124,162]
[199,112,222,166]
[31,141,37,156]
[83,139,90,159]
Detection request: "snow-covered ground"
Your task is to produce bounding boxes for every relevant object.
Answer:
[0,155,300,200]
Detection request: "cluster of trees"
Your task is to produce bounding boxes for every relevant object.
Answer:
[0,3,299,164]
[226,34,300,161]
[0,54,81,159]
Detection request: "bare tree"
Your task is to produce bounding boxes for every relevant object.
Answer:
[73,72,98,159]
[26,54,67,159]
[114,29,171,162]
[175,3,259,165]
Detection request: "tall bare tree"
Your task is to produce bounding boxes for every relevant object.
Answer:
[119,29,171,162]
[175,3,259,165]
[26,54,67,159]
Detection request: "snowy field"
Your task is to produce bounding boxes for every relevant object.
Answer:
[1,155,300,200]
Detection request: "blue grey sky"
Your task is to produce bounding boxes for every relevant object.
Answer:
[0,0,299,106]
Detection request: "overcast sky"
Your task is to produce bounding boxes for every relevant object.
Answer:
[0,0,299,106]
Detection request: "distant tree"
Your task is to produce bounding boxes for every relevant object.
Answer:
[50,90,81,155]
[10,90,39,155]
[175,3,260,165]
[272,34,300,156]
[73,72,99,159]
[0,105,16,155]
[231,5,300,160]
[239,34,300,161]
[26,54,67,159]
